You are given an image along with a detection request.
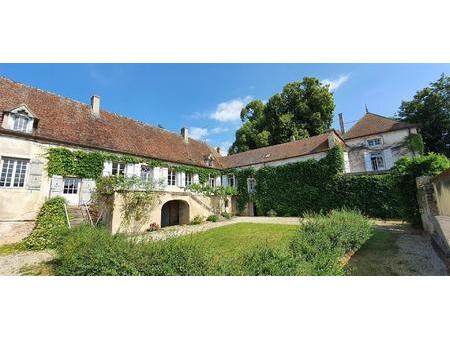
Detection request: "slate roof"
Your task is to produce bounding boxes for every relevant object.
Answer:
[0,76,222,168]
[343,112,416,140]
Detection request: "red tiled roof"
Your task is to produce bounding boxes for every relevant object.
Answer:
[221,131,340,168]
[0,76,221,168]
[343,112,416,140]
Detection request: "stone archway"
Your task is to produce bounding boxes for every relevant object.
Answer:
[161,200,190,227]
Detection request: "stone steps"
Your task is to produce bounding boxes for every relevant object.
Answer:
[66,206,88,226]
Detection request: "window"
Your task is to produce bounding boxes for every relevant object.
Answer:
[209,175,216,188]
[370,152,385,171]
[13,114,30,132]
[141,165,152,182]
[228,174,235,187]
[63,178,79,194]
[185,172,193,186]
[367,138,382,147]
[168,169,176,186]
[247,178,256,193]
[0,157,28,188]
[112,162,125,176]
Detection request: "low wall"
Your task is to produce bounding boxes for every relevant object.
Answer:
[105,191,236,234]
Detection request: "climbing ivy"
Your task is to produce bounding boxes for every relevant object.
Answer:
[46,147,221,180]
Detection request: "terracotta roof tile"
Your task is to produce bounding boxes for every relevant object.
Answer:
[221,131,338,168]
[343,112,416,140]
[0,76,221,168]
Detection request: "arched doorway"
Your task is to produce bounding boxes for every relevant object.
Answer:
[161,200,190,227]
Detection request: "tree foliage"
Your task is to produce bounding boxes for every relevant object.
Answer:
[229,77,335,154]
[397,73,450,157]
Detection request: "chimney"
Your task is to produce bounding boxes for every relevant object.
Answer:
[181,127,189,143]
[216,147,221,154]
[91,95,100,118]
[338,113,345,134]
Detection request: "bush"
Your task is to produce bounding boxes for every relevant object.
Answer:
[190,215,204,225]
[392,153,450,226]
[289,209,373,275]
[266,209,277,217]
[24,197,69,250]
[56,226,211,276]
[207,214,219,222]
[220,211,232,219]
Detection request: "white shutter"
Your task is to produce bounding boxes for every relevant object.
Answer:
[153,167,161,185]
[27,159,43,190]
[126,163,135,177]
[383,148,394,169]
[343,152,351,173]
[215,176,221,187]
[102,161,112,176]
[134,163,141,178]
[7,114,14,129]
[180,172,186,187]
[222,175,228,187]
[193,173,200,184]
[49,175,63,198]
[175,172,182,187]
[80,179,95,204]
[363,152,373,172]
[161,167,168,186]
[26,118,34,133]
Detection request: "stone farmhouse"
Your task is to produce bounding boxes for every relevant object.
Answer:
[0,76,418,237]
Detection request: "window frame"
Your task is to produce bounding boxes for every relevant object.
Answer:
[0,157,29,188]
[247,177,256,193]
[185,172,193,186]
[367,137,382,147]
[63,177,80,194]
[227,174,235,187]
[12,113,30,132]
[167,168,176,186]
[370,152,385,171]
[209,174,216,188]
[140,165,153,183]
[111,162,126,176]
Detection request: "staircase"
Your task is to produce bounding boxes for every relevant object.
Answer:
[66,205,91,227]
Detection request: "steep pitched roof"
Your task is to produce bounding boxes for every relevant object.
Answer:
[0,76,221,168]
[221,131,340,169]
[343,112,416,140]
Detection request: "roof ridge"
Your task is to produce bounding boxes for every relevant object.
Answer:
[0,75,206,147]
[366,111,398,121]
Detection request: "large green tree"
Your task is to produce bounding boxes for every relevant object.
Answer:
[397,74,450,157]
[228,77,335,154]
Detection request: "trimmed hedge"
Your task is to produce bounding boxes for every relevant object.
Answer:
[24,197,69,250]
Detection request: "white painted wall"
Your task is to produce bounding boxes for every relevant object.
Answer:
[236,151,328,170]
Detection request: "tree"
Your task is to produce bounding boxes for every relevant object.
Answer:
[228,77,335,154]
[397,74,450,157]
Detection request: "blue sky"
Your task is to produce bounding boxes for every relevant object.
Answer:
[1,64,449,154]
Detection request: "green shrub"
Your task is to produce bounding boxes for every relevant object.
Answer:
[190,215,204,225]
[56,226,211,276]
[24,197,69,250]
[392,153,450,226]
[207,214,219,222]
[266,209,277,217]
[220,211,232,219]
[289,209,373,275]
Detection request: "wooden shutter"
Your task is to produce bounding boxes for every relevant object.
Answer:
[102,161,112,176]
[49,175,63,197]
[80,178,95,204]
[222,175,228,187]
[27,159,43,190]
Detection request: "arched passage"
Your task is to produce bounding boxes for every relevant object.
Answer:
[161,200,190,227]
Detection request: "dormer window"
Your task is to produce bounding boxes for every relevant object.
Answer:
[205,154,214,167]
[13,113,30,132]
[4,105,36,134]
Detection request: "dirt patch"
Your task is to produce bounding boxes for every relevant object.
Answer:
[0,250,56,276]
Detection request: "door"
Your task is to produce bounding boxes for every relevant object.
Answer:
[62,177,81,205]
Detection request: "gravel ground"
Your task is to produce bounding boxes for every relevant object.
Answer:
[136,216,300,241]
[0,250,55,276]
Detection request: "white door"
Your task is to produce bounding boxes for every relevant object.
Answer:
[62,178,81,205]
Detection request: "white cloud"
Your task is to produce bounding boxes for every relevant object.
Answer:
[322,74,350,91]
[189,127,209,140]
[210,96,252,122]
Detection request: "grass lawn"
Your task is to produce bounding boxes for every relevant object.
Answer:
[346,229,401,275]
[180,222,299,265]
[0,242,24,256]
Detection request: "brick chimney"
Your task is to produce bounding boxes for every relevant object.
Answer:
[181,127,189,143]
[91,95,100,118]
